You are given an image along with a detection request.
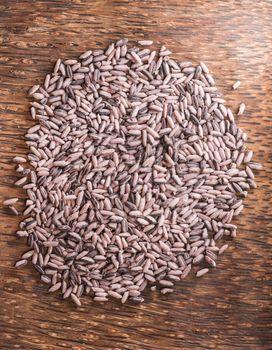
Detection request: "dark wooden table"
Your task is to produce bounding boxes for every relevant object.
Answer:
[0,1,271,349]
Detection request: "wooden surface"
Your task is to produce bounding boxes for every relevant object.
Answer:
[0,1,271,349]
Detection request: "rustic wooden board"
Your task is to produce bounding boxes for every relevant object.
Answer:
[0,1,271,349]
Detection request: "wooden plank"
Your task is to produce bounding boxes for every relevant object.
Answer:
[0,1,271,349]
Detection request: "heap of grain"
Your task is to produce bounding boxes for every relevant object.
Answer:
[7,39,261,305]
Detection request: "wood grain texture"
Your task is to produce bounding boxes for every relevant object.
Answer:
[0,1,271,349]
